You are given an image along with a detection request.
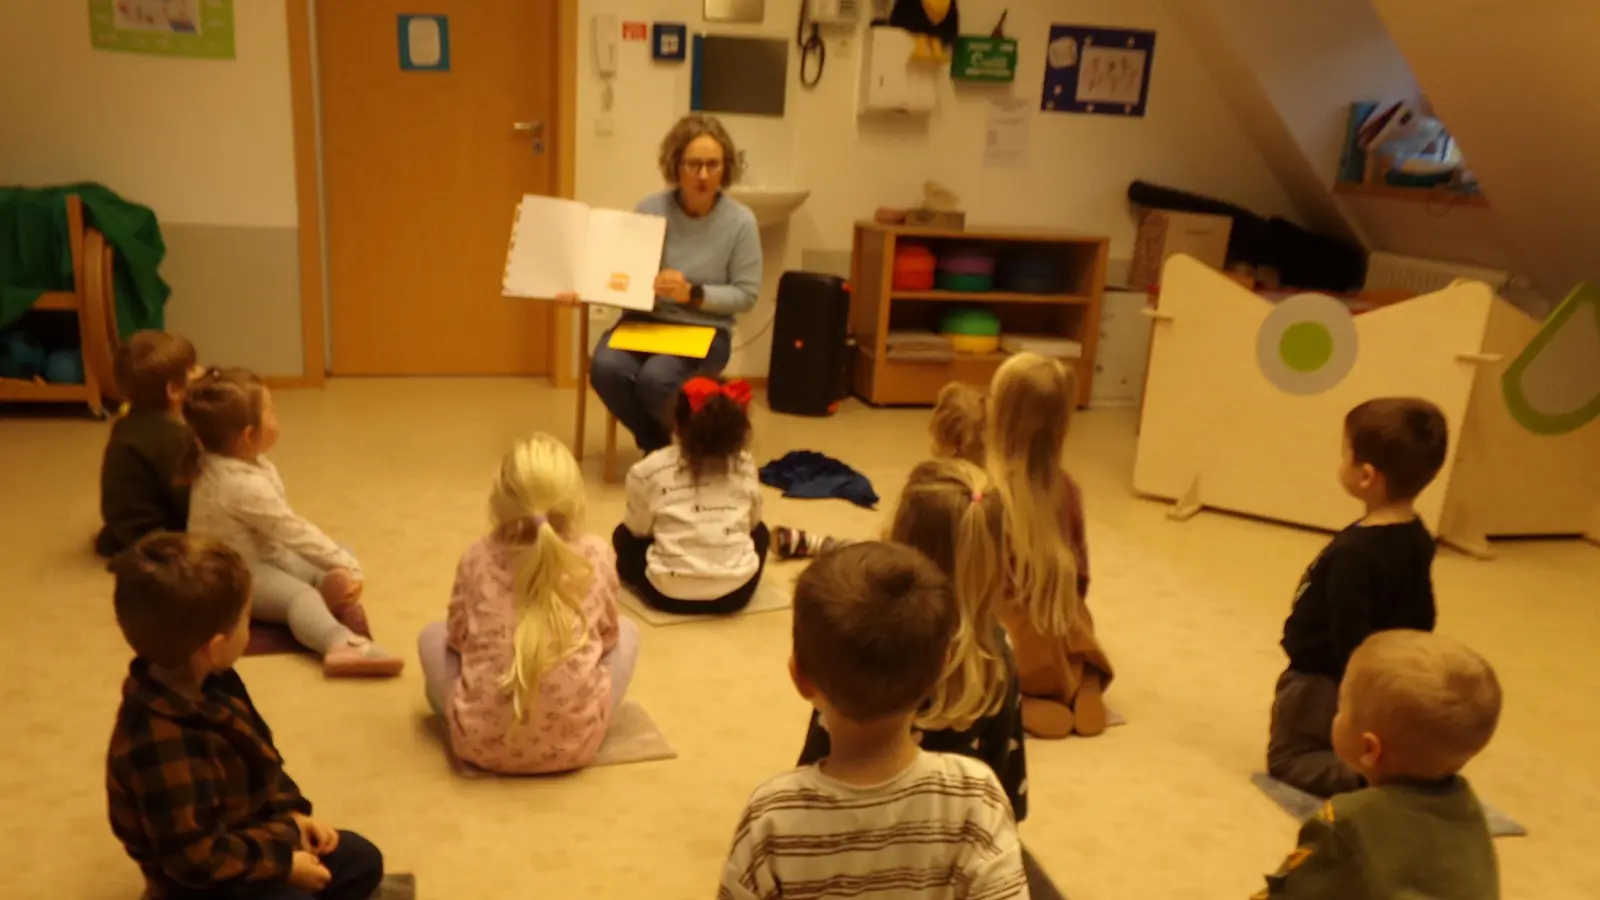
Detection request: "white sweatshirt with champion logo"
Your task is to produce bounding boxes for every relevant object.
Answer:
[623,445,763,601]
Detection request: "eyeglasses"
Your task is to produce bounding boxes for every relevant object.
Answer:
[681,159,724,175]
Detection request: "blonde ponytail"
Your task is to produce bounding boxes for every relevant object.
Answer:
[489,434,594,723]
[986,354,1080,637]
[892,459,1010,732]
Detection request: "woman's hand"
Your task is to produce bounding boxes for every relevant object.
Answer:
[552,291,582,307]
[654,270,693,305]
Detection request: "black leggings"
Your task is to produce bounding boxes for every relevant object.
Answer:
[613,523,771,615]
[164,830,383,900]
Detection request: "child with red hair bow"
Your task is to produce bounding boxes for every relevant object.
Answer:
[614,377,771,614]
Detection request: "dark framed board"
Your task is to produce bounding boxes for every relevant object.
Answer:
[1040,25,1156,117]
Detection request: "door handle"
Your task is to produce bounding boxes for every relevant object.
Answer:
[513,121,546,135]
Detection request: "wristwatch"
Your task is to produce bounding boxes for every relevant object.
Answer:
[688,284,705,308]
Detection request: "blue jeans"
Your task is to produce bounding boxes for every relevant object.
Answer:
[591,321,732,453]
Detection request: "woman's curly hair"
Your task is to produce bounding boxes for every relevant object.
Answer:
[657,114,744,188]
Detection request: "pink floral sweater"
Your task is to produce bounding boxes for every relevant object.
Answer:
[444,534,621,774]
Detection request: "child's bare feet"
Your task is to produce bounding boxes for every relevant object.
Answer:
[319,569,360,610]
[1020,697,1075,739]
[322,638,403,678]
[1073,671,1108,736]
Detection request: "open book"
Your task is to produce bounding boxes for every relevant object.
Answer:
[502,195,666,311]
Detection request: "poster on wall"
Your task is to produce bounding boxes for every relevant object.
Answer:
[88,0,236,60]
[1040,24,1156,118]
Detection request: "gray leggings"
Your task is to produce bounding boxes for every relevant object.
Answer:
[249,553,355,655]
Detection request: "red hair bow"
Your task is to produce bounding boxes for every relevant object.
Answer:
[683,376,753,413]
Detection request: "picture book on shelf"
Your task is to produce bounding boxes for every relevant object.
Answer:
[502,195,666,311]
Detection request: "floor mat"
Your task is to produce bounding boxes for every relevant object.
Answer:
[592,700,679,767]
[246,603,373,656]
[618,583,792,626]
[374,874,416,899]
[426,700,677,776]
[1250,772,1527,837]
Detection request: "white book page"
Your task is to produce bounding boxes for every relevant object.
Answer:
[502,195,590,299]
[578,208,667,311]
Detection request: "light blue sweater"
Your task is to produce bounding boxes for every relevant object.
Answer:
[633,190,762,329]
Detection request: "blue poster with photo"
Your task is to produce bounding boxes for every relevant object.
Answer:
[1040,25,1156,117]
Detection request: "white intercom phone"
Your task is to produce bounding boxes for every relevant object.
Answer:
[807,0,861,24]
[593,14,619,75]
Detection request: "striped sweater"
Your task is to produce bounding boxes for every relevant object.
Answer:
[720,751,1029,900]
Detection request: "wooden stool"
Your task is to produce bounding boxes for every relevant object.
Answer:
[574,311,622,484]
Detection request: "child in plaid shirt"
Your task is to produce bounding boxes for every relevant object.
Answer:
[105,533,384,900]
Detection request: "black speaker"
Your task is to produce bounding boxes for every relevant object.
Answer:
[767,271,850,416]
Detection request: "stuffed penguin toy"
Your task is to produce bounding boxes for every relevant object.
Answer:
[889,0,959,62]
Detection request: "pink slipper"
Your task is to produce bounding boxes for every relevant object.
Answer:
[323,640,403,678]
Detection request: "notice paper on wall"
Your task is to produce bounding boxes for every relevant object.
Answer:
[89,0,236,59]
[503,196,666,311]
[984,98,1031,168]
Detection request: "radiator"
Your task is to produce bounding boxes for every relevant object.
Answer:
[1364,252,1510,295]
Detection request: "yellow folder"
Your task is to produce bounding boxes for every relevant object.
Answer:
[606,322,718,359]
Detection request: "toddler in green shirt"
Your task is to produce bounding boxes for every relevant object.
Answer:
[1256,629,1501,900]
[96,331,200,558]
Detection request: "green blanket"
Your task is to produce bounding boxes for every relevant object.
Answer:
[0,183,169,335]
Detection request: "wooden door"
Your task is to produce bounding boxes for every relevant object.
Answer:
[318,0,556,375]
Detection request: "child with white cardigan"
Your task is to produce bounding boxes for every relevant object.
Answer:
[184,367,402,678]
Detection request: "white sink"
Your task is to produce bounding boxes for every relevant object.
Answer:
[728,186,810,228]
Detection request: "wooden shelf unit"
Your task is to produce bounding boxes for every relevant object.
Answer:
[849,221,1109,407]
[1332,180,1490,208]
[0,194,118,417]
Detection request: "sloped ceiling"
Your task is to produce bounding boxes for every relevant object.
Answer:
[1168,0,1590,291]
[1367,0,1600,296]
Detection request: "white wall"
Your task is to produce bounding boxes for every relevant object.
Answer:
[0,0,297,229]
[0,0,305,376]
[576,0,1300,375]
[1198,0,1417,189]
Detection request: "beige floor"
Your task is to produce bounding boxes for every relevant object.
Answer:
[2,378,1598,900]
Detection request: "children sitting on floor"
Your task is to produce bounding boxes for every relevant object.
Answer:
[1270,397,1448,796]
[184,367,402,677]
[794,459,1028,820]
[721,541,1028,900]
[615,376,770,615]
[929,381,986,464]
[418,433,640,774]
[106,533,386,900]
[96,331,199,558]
[1254,629,1501,899]
[987,355,1114,739]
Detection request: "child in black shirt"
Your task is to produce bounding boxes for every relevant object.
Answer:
[1268,397,1449,797]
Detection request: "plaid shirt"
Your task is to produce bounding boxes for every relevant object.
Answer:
[106,659,311,898]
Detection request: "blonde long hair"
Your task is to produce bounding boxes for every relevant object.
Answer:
[891,459,1009,732]
[490,434,594,723]
[986,353,1080,637]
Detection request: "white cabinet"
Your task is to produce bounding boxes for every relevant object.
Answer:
[859,26,937,115]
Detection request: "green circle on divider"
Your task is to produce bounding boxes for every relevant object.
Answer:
[1280,322,1334,372]
[1255,293,1358,396]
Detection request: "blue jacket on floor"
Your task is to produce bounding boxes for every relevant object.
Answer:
[758,451,879,509]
